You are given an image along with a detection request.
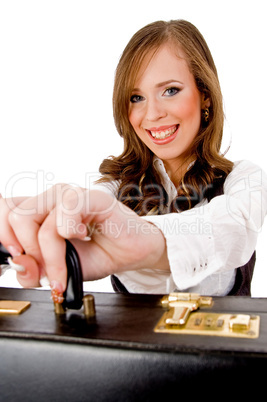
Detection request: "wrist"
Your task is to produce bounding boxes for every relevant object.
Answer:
[139,221,170,272]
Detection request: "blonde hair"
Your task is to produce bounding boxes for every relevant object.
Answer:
[99,20,233,214]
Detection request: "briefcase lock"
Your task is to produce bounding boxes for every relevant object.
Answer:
[155,293,260,338]
[160,293,212,325]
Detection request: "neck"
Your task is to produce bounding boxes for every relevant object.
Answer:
[163,155,195,188]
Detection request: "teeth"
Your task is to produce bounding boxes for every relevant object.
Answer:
[150,125,178,139]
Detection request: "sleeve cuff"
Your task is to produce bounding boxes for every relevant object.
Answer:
[142,209,218,290]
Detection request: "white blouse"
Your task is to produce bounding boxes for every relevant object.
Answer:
[93,159,267,296]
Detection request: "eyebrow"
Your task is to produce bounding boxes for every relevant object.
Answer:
[155,79,183,88]
[132,79,183,92]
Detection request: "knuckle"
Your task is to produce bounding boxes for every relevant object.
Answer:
[60,189,85,215]
[51,183,84,211]
[53,183,75,196]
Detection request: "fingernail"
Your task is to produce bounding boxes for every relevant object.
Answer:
[39,276,50,287]
[82,235,91,241]
[50,280,64,304]
[7,245,22,257]
[7,257,26,273]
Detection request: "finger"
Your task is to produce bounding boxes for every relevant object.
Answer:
[8,204,45,271]
[36,186,89,291]
[38,210,68,292]
[36,189,117,292]
[12,254,40,287]
[0,197,28,256]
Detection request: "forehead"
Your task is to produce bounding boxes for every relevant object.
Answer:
[133,43,193,88]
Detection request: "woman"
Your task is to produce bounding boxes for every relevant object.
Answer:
[0,20,266,299]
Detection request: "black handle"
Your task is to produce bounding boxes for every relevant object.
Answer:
[63,240,83,309]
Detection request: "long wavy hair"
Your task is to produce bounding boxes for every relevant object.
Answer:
[98,20,234,215]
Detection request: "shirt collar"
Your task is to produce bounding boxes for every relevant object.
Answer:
[152,156,196,202]
[153,157,177,202]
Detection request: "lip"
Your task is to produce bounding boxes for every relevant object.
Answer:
[147,124,178,132]
[146,124,179,145]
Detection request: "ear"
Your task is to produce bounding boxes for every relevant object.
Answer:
[201,93,211,109]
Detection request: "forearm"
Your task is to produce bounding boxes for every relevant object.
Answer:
[71,218,170,282]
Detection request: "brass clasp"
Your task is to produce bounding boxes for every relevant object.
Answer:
[160,293,213,327]
[155,292,260,339]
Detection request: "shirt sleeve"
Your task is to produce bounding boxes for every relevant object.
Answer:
[115,160,267,294]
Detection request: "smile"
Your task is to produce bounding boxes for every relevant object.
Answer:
[146,124,179,144]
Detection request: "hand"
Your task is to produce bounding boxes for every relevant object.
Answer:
[0,186,169,292]
[0,185,85,287]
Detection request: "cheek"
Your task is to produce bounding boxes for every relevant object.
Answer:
[128,111,134,128]
[128,108,137,127]
[128,109,143,137]
[177,93,201,123]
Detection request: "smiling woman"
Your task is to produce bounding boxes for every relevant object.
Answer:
[96,20,267,295]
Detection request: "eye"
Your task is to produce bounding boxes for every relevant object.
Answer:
[163,87,180,97]
[130,94,144,103]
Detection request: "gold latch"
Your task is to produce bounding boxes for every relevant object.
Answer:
[0,300,31,315]
[155,293,260,339]
[160,293,212,326]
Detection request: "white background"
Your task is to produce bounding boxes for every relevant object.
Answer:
[0,0,267,296]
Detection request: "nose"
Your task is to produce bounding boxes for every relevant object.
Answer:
[145,98,167,122]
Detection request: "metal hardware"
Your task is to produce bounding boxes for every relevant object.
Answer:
[83,294,96,318]
[0,300,31,315]
[155,292,260,339]
[165,306,191,326]
[229,314,251,330]
[161,292,213,309]
[54,294,96,318]
[54,302,66,315]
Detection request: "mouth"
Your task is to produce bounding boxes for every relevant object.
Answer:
[145,124,179,144]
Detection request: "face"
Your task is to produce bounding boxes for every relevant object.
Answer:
[128,43,209,177]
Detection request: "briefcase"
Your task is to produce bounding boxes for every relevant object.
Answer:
[1,287,267,401]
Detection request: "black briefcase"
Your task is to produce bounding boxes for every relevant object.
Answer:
[0,286,267,401]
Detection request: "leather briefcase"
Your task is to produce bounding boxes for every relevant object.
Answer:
[1,287,267,401]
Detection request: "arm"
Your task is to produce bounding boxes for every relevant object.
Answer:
[1,160,266,295]
[0,187,169,292]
